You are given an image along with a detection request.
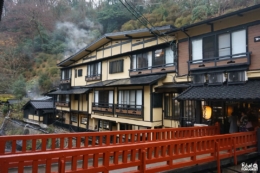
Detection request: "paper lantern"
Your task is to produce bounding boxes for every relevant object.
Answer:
[227,106,233,116]
[203,105,212,120]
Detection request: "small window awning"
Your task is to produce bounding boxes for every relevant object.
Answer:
[177,80,260,101]
[48,88,90,95]
[155,83,190,93]
[85,74,166,88]
[85,80,117,88]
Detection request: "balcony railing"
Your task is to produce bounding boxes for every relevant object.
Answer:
[60,78,71,84]
[85,74,101,82]
[115,104,143,117]
[92,102,114,113]
[55,101,70,107]
[188,52,251,71]
[129,63,175,76]
[91,103,144,117]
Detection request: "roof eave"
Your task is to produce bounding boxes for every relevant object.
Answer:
[57,25,176,67]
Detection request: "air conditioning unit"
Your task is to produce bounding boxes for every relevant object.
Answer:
[208,73,226,84]
[228,71,248,83]
[192,74,205,85]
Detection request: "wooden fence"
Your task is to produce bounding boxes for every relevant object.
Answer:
[0,124,219,155]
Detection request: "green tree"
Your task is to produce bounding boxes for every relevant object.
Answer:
[38,73,53,92]
[97,2,132,33]
[12,75,27,100]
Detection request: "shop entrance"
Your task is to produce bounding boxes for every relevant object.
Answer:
[206,101,229,134]
[203,101,260,134]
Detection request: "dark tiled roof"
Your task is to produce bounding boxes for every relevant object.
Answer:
[30,100,54,109]
[177,80,260,100]
[85,80,117,88]
[48,88,90,95]
[106,74,166,86]
[84,74,166,88]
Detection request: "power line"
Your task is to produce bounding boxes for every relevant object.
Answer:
[118,0,175,46]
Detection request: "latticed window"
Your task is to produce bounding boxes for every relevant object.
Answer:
[164,93,180,120]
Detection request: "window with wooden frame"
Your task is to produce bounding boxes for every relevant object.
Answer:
[183,100,196,122]
[109,59,124,74]
[94,90,113,106]
[99,120,110,130]
[57,94,70,103]
[61,69,71,80]
[78,69,82,77]
[164,93,180,120]
[191,29,246,61]
[131,46,174,70]
[87,62,101,77]
[81,116,87,125]
[71,114,77,123]
[118,90,142,109]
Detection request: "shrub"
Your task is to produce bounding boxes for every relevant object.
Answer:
[49,67,58,76]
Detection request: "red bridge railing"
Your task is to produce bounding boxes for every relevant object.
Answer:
[0,124,219,155]
[0,130,256,173]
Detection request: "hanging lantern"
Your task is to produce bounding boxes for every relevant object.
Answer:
[227,106,233,116]
[203,105,212,120]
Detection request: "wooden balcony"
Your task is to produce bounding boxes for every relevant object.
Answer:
[115,104,143,118]
[55,101,70,107]
[85,74,101,82]
[188,52,251,72]
[129,63,175,77]
[92,102,114,114]
[60,78,71,84]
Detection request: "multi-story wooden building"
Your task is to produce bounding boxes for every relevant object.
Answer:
[174,4,260,132]
[50,4,260,132]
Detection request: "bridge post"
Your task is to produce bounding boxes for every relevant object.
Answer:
[58,157,65,173]
[138,149,146,172]
[0,139,5,154]
[215,141,221,173]
[257,128,260,154]
[232,138,237,165]
[215,122,220,135]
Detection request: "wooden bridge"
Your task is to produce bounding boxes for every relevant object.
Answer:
[0,124,259,173]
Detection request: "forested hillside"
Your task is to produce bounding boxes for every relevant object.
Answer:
[0,0,259,98]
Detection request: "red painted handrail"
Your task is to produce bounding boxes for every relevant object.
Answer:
[0,124,219,155]
[0,131,256,173]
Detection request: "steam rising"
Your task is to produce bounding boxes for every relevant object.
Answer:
[56,18,103,59]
